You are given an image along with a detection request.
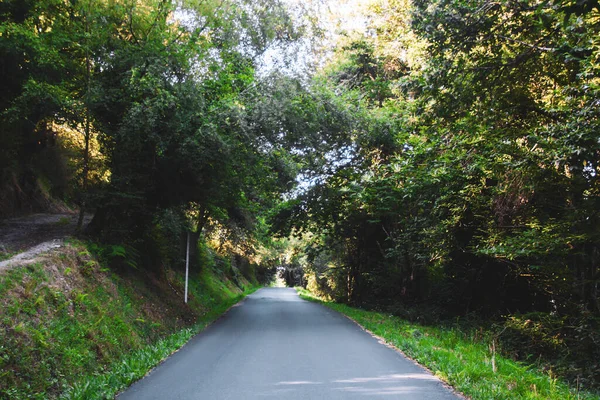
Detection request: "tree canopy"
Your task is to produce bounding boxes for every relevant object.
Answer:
[1,0,599,389]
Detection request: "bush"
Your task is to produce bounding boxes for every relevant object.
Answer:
[499,311,600,391]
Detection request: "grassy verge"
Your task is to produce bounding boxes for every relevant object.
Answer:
[0,241,259,399]
[61,286,257,400]
[297,288,600,400]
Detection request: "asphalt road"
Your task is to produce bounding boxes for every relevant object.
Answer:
[118,288,461,400]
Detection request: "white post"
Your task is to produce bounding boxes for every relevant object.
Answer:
[185,231,190,303]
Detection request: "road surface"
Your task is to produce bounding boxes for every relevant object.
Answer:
[119,288,461,400]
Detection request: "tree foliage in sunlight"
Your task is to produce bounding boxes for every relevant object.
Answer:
[2,0,600,390]
[1,0,316,245]
[270,0,600,388]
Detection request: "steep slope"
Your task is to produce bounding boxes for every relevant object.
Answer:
[0,241,257,399]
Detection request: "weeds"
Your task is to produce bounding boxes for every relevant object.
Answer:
[61,287,256,400]
[297,288,600,400]
[54,217,72,227]
[0,241,259,399]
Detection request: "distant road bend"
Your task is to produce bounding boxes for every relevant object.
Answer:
[119,288,461,400]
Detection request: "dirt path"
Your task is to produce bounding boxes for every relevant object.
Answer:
[0,239,65,269]
[0,213,92,269]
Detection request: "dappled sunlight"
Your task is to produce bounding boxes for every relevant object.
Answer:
[269,274,287,288]
[335,385,424,396]
[265,373,450,398]
[247,287,303,302]
[334,373,439,383]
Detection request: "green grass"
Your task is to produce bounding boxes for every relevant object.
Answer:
[54,217,72,226]
[0,241,260,399]
[61,286,257,400]
[297,288,600,400]
[0,251,14,261]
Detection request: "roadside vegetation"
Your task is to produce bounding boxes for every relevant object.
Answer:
[0,240,261,399]
[1,0,599,398]
[271,0,600,394]
[298,288,599,400]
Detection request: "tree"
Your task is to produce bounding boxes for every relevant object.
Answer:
[272,0,600,317]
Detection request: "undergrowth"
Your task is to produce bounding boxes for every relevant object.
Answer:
[297,288,600,400]
[0,240,259,399]
[61,287,255,400]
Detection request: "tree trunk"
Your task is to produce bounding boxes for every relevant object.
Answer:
[186,204,209,266]
[76,110,90,230]
[77,8,92,231]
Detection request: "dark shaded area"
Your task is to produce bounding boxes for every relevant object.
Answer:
[0,213,92,254]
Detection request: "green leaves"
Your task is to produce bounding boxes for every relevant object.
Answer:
[273,0,600,330]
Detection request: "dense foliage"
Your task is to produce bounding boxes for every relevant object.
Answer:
[2,0,600,392]
[269,0,600,389]
[276,0,600,313]
[0,0,325,267]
